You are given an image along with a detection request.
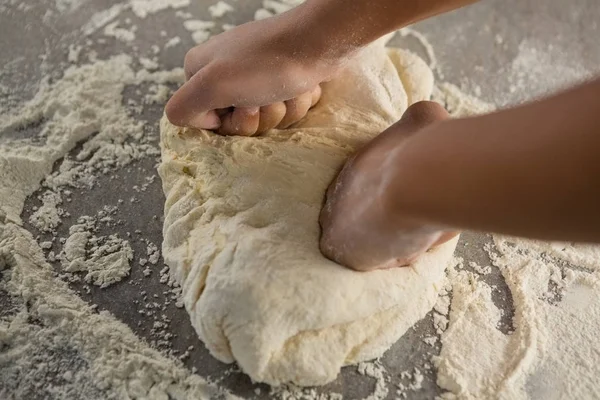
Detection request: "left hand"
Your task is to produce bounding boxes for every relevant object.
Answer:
[319,101,458,271]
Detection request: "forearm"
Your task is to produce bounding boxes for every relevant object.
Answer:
[293,0,478,59]
[392,78,600,242]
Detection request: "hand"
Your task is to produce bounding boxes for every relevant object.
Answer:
[165,7,342,136]
[320,101,458,271]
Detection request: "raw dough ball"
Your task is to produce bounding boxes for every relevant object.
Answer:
[159,37,458,386]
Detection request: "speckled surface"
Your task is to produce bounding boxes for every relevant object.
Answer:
[1,0,598,398]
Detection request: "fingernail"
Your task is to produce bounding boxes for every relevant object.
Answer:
[189,111,221,130]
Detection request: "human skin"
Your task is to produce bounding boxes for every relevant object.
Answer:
[165,0,476,135]
[320,81,600,270]
[166,0,600,271]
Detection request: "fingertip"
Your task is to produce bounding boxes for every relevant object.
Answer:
[402,101,449,125]
[165,95,186,126]
[218,107,260,136]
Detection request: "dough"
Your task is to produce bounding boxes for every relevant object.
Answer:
[158,37,459,386]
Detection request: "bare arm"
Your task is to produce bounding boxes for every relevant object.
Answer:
[298,0,478,58]
[165,0,476,133]
[320,79,600,271]
[396,78,600,242]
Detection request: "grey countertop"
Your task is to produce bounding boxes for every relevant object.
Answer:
[1,0,598,398]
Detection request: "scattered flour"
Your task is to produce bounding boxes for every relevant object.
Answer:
[505,39,592,104]
[165,36,182,49]
[357,361,389,400]
[103,20,137,43]
[262,0,299,14]
[54,0,86,13]
[139,56,159,71]
[398,27,438,71]
[254,8,274,20]
[435,236,600,399]
[0,18,220,396]
[0,223,235,399]
[396,367,425,398]
[183,19,217,44]
[28,190,64,233]
[82,4,127,36]
[67,44,82,63]
[129,0,190,19]
[208,1,234,18]
[59,216,133,288]
[269,385,343,400]
[432,82,494,117]
[469,261,492,275]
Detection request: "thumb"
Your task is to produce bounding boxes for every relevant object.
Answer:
[396,100,449,132]
[368,101,449,148]
[165,67,222,130]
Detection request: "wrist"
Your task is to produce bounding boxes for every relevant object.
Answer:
[286,1,367,63]
[265,4,353,83]
[383,121,451,229]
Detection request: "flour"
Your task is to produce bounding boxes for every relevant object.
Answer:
[432,82,494,117]
[129,0,190,19]
[59,216,133,288]
[208,1,234,18]
[29,190,64,233]
[139,57,159,71]
[396,367,425,398]
[165,36,182,49]
[82,4,127,36]
[262,0,300,14]
[0,224,235,400]
[398,27,438,71]
[468,261,492,275]
[435,233,600,399]
[183,19,216,44]
[67,44,82,63]
[146,242,160,265]
[504,39,592,105]
[357,361,389,400]
[254,8,274,20]
[269,384,343,400]
[54,0,85,13]
[103,21,137,43]
[0,10,230,396]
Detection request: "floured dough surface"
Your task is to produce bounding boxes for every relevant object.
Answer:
[158,39,459,386]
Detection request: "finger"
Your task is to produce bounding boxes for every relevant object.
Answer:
[165,66,220,129]
[218,107,260,136]
[278,91,313,129]
[371,101,449,145]
[400,100,449,128]
[310,85,322,107]
[216,107,233,118]
[256,102,286,134]
[184,47,210,81]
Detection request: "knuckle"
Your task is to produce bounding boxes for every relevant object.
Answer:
[183,49,198,79]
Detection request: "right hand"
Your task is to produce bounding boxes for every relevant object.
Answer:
[320,101,458,271]
[165,8,342,136]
